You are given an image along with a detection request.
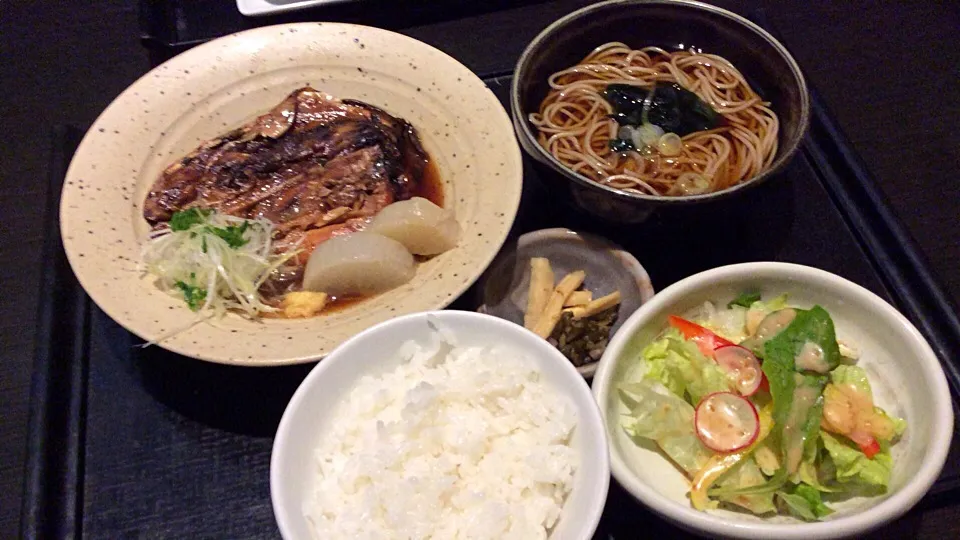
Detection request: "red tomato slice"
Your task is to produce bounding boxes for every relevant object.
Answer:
[668,315,735,357]
[714,345,763,396]
[694,392,760,453]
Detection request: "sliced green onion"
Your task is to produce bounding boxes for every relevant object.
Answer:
[674,172,711,195]
[658,132,683,157]
[141,210,298,318]
[634,123,665,148]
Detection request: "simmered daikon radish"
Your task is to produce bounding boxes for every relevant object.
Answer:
[303,233,415,296]
[366,197,460,256]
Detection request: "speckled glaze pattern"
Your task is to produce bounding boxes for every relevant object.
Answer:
[477,228,655,377]
[60,23,523,366]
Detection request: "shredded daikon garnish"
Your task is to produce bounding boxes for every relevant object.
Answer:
[141,209,297,318]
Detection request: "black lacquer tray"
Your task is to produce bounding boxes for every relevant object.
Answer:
[23,1,960,538]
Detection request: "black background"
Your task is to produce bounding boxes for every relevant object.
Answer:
[1,0,958,537]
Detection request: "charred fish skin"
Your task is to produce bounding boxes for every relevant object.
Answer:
[142,87,429,236]
[395,120,429,200]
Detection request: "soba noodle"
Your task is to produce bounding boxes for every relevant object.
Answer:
[529,42,779,196]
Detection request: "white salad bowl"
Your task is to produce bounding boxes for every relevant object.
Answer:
[591,262,953,539]
[272,310,610,540]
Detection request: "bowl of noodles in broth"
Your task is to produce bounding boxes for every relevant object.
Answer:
[511,0,810,222]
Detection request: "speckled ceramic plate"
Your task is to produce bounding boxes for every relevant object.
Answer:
[477,228,655,377]
[60,23,523,366]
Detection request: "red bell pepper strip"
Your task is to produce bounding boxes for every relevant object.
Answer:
[668,315,772,393]
[848,431,882,459]
[668,315,735,357]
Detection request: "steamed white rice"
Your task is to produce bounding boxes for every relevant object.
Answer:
[303,332,579,539]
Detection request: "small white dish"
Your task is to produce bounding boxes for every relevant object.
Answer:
[591,262,953,539]
[477,227,655,377]
[237,0,350,17]
[271,310,610,539]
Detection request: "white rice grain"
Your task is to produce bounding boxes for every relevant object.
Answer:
[303,334,579,539]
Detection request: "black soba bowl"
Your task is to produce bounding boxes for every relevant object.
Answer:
[511,0,810,223]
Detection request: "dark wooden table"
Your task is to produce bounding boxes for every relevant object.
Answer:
[1,0,957,537]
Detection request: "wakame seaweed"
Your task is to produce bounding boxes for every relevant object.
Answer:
[603,83,722,136]
[608,137,635,153]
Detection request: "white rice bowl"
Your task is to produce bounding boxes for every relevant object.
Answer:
[271,311,609,540]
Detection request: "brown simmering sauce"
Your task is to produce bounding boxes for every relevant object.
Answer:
[322,294,371,314]
[414,159,445,208]
[308,159,444,315]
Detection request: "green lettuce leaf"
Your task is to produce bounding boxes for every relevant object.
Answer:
[641,334,683,396]
[798,376,826,472]
[777,484,834,521]
[818,449,839,485]
[619,380,714,475]
[774,372,826,475]
[796,460,838,492]
[709,467,787,497]
[753,438,780,476]
[699,303,749,343]
[796,446,845,493]
[879,408,907,439]
[821,431,892,490]
[762,307,836,474]
[790,307,842,372]
[716,458,777,514]
[642,328,732,402]
[753,294,789,313]
[830,365,872,397]
[728,291,762,309]
[792,430,839,492]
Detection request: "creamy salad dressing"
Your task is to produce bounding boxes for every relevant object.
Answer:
[823,382,896,441]
[795,341,830,373]
[782,373,821,474]
[753,308,797,343]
